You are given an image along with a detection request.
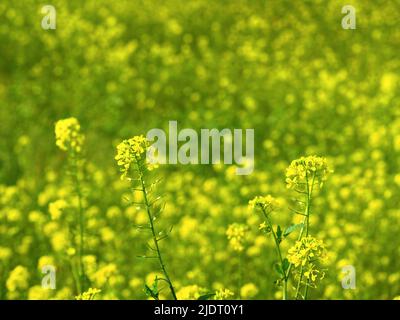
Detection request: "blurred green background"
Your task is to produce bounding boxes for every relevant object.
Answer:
[0,0,399,299]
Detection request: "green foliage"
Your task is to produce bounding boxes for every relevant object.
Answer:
[0,0,399,300]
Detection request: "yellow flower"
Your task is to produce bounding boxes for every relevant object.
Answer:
[75,288,101,300]
[240,283,259,298]
[214,288,234,300]
[92,264,117,287]
[176,285,206,300]
[48,199,67,220]
[28,286,52,300]
[55,117,84,153]
[287,236,327,286]
[38,256,55,271]
[249,195,279,212]
[258,221,267,230]
[115,135,157,179]
[0,247,12,260]
[6,266,29,292]
[286,156,330,190]
[226,223,248,252]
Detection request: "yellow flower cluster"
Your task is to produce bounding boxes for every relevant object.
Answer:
[48,199,68,220]
[286,156,330,190]
[6,266,29,294]
[214,288,234,300]
[115,135,156,179]
[240,283,259,299]
[226,223,247,252]
[1,0,400,300]
[288,236,327,285]
[288,236,327,268]
[176,285,206,300]
[55,118,84,154]
[248,195,279,212]
[75,288,101,300]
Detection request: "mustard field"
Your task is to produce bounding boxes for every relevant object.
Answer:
[0,0,399,300]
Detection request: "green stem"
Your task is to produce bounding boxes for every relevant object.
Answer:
[238,253,242,299]
[286,172,316,299]
[295,265,304,299]
[293,172,316,299]
[137,168,177,300]
[71,154,85,293]
[304,279,310,299]
[261,208,287,300]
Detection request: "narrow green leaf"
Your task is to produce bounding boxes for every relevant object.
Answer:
[197,293,216,300]
[282,258,289,273]
[274,262,283,276]
[276,225,282,243]
[283,223,303,237]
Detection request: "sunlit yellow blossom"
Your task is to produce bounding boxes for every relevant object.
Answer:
[28,286,52,300]
[38,256,55,271]
[115,135,157,179]
[288,236,327,286]
[55,117,84,153]
[288,236,327,268]
[258,221,267,230]
[0,247,12,260]
[249,195,279,212]
[214,288,234,300]
[48,199,67,220]
[75,288,101,300]
[176,285,206,300]
[6,266,29,292]
[286,156,330,190]
[226,223,248,252]
[240,283,259,299]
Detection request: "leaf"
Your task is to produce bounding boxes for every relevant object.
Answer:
[197,293,216,300]
[276,225,282,244]
[283,223,303,237]
[144,277,159,300]
[274,262,283,276]
[282,258,290,274]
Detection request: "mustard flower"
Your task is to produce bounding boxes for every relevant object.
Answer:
[288,236,327,286]
[115,135,157,179]
[286,156,330,190]
[75,287,101,300]
[6,266,30,292]
[48,199,68,220]
[240,283,259,299]
[214,288,234,300]
[226,223,248,252]
[249,195,279,213]
[55,117,84,153]
[287,236,327,268]
[176,285,206,300]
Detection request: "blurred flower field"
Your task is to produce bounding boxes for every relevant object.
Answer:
[0,0,399,299]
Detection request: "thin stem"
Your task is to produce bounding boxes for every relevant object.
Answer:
[238,252,242,299]
[295,265,304,299]
[293,172,316,300]
[304,279,310,299]
[286,172,316,299]
[261,207,287,300]
[137,166,177,300]
[71,259,81,294]
[71,154,85,293]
